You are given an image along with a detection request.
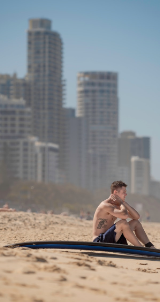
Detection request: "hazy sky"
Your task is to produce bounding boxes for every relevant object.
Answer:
[0,0,160,180]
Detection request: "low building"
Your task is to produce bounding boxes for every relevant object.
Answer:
[0,136,37,181]
[0,94,31,137]
[0,95,59,184]
[35,142,59,184]
[0,95,32,182]
[0,73,31,107]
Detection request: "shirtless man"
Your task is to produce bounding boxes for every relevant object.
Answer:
[93,181,155,248]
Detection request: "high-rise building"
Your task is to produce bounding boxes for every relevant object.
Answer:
[77,72,118,190]
[131,156,150,195]
[27,19,64,152]
[117,131,150,189]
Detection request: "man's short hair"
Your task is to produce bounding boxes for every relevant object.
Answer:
[110,181,127,193]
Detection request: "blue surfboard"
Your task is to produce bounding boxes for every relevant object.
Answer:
[5,241,160,258]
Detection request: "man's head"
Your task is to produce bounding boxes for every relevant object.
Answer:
[110,181,127,201]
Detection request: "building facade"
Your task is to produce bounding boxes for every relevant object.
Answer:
[0,74,12,99]
[131,156,150,195]
[27,19,64,154]
[0,95,59,184]
[0,95,32,181]
[77,72,118,190]
[117,131,150,190]
[0,95,31,138]
[35,142,59,183]
[65,108,87,188]
[150,180,160,199]
[0,73,31,107]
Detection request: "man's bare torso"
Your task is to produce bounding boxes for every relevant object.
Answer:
[93,199,119,240]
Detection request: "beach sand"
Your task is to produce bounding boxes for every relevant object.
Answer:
[0,212,160,302]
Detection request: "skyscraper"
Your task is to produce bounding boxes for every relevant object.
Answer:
[77,72,118,190]
[27,19,64,168]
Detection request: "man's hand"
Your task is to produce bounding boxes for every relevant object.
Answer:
[110,194,123,206]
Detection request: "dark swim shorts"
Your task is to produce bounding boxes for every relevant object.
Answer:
[93,224,128,245]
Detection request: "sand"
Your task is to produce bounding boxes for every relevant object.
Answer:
[0,212,160,302]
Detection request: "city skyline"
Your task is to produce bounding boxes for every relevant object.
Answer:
[1,0,160,180]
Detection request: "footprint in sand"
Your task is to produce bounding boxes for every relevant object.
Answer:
[96,259,117,267]
[68,261,95,271]
[15,283,39,288]
[15,266,36,274]
[130,290,157,299]
[34,263,67,274]
[3,270,13,273]
[32,256,48,263]
[136,268,158,273]
[57,275,67,282]
[73,283,107,295]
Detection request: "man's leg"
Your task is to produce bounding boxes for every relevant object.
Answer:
[128,219,155,248]
[115,220,143,247]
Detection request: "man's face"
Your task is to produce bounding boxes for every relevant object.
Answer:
[114,186,127,202]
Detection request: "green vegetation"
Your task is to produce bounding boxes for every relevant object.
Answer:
[0,181,160,221]
[0,181,94,214]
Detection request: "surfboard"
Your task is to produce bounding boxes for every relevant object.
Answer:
[5,241,160,258]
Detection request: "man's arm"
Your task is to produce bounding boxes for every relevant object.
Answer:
[106,203,128,220]
[110,194,140,220]
[123,202,140,220]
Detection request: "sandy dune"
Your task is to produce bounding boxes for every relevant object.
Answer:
[0,212,160,302]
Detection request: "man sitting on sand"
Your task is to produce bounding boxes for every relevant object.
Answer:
[93,181,155,248]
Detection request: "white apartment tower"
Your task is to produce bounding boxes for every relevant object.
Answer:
[35,142,59,183]
[117,131,150,190]
[27,19,64,165]
[77,72,118,190]
[131,156,150,195]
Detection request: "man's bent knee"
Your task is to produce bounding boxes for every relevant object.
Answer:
[120,219,128,225]
[118,219,129,230]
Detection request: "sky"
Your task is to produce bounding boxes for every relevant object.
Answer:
[0,0,160,180]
